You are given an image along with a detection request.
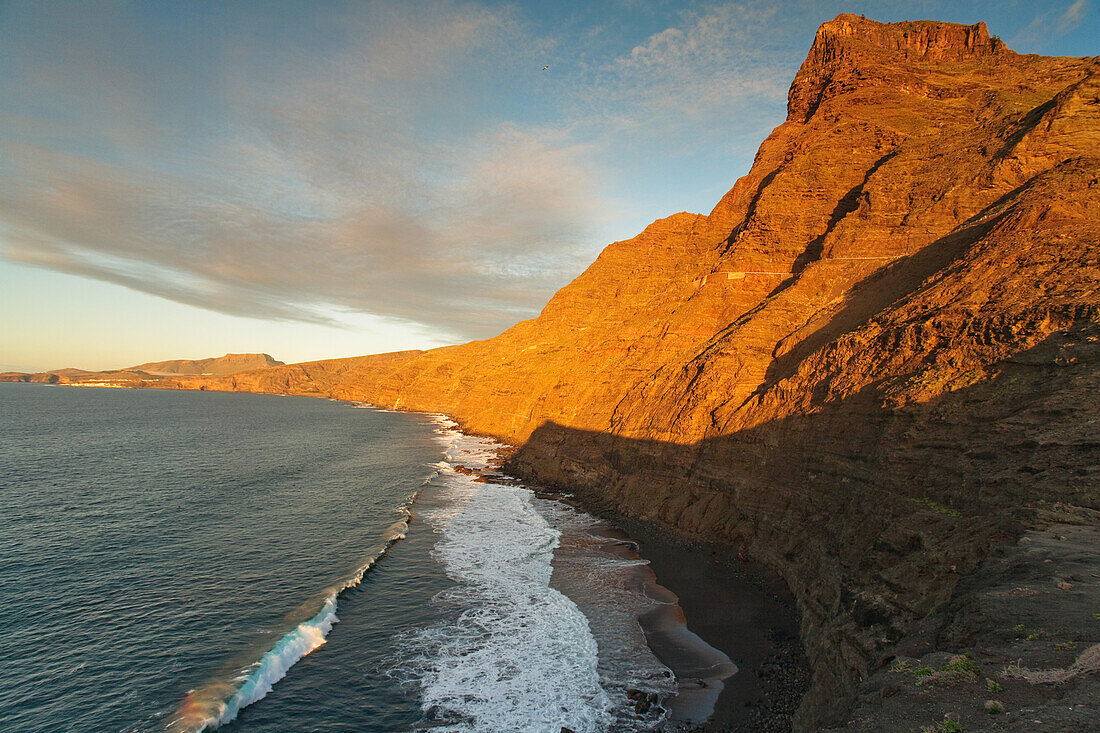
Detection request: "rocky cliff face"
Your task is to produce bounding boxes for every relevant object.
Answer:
[70,15,1098,729]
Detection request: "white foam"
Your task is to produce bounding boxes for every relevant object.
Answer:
[533,497,678,728]
[404,420,735,730]
[168,513,411,731]
[214,598,337,726]
[398,429,614,732]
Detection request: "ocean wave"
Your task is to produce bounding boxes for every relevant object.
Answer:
[393,429,614,732]
[403,419,734,730]
[530,496,679,728]
[167,515,410,731]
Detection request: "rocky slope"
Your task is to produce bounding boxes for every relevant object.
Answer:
[21,15,1098,730]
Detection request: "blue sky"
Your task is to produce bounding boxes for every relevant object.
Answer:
[1,0,1095,371]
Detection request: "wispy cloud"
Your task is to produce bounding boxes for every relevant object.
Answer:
[0,1,612,340]
[615,4,788,100]
[1012,0,1089,50]
[0,0,801,342]
[0,126,609,337]
[575,2,792,147]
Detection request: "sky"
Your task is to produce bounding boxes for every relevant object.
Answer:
[1,0,1095,372]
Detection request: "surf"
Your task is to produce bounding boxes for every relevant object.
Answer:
[393,417,736,731]
[167,514,411,731]
[393,422,615,732]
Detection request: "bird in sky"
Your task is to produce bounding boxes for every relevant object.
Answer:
[542,65,549,71]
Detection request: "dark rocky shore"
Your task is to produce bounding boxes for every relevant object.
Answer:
[550,489,1100,732]
[491,457,810,730]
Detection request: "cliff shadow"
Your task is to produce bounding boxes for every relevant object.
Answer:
[505,326,1100,730]
[779,149,900,295]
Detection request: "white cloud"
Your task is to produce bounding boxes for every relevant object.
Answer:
[0,1,612,340]
[0,0,805,345]
[600,3,792,133]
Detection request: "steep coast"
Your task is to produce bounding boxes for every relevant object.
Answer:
[16,15,1098,729]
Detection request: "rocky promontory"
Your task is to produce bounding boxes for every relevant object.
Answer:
[127,352,284,376]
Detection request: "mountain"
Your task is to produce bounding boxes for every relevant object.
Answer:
[127,353,284,376]
[25,15,1100,730]
[0,353,283,384]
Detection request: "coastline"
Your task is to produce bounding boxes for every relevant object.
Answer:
[615,518,810,732]
[7,384,811,729]
[451,417,808,730]
[538,495,811,732]
[21,387,1096,731]
[344,402,812,729]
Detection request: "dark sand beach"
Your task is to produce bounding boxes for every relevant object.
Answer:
[614,518,810,731]
[487,454,810,730]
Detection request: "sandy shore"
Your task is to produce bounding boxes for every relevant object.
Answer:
[468,439,811,730]
[529,471,810,730]
[612,517,810,731]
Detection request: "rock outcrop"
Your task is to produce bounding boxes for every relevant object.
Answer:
[17,15,1098,730]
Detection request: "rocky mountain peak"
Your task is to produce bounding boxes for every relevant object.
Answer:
[788,14,1008,122]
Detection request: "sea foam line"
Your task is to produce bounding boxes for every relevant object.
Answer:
[168,514,412,732]
[391,421,616,732]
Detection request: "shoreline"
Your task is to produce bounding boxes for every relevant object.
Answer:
[13,385,812,729]
[461,421,810,730]
[621,519,810,732]
[558,518,738,725]
[351,402,814,729]
[548,498,811,732]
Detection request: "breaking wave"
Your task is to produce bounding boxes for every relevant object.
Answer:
[392,420,614,732]
[168,514,412,731]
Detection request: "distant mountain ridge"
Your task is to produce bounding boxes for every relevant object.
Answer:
[128,353,284,376]
[0,353,283,383]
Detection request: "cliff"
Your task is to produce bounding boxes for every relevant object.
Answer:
[26,15,1099,729]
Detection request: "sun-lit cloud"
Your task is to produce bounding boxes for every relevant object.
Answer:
[0,1,613,341]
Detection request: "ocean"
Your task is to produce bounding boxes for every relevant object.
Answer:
[0,383,731,732]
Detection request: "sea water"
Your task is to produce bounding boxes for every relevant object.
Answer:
[0,384,730,731]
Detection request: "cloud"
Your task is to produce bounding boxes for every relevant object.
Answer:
[0,123,609,338]
[1062,0,1088,26]
[1012,0,1089,50]
[0,0,803,344]
[595,3,793,138]
[0,1,613,340]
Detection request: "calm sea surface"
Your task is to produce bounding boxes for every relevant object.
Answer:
[0,383,726,732]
